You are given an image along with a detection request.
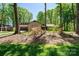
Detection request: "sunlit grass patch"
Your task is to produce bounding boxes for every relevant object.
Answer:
[0,31,14,37]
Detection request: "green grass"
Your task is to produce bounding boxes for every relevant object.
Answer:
[47,27,59,32]
[0,31,14,37]
[0,43,79,56]
[21,31,30,36]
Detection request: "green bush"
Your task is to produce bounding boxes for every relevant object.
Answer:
[0,43,79,56]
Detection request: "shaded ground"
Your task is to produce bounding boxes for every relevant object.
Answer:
[0,31,79,44]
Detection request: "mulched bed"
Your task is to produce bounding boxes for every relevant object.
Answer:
[0,32,79,44]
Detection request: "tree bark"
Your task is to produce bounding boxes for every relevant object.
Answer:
[13,3,20,34]
[1,3,5,31]
[72,3,75,31]
[59,3,63,33]
[76,3,79,34]
[50,10,53,24]
[44,3,47,30]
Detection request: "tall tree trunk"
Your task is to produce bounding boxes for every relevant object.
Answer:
[59,3,63,33]
[72,3,75,31]
[63,20,65,31]
[1,3,5,31]
[76,3,79,34]
[44,3,47,30]
[50,10,53,24]
[13,3,20,34]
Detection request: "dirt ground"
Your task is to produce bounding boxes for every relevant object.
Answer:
[0,32,79,44]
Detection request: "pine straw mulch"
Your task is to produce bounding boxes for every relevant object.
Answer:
[0,32,79,45]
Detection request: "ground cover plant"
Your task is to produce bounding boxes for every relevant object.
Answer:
[0,43,79,56]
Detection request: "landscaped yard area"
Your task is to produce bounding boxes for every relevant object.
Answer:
[0,31,79,56]
[0,3,79,56]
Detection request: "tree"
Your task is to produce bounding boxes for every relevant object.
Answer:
[44,3,47,30]
[0,3,33,32]
[0,3,5,31]
[28,12,32,23]
[72,3,75,31]
[13,3,20,34]
[37,11,44,24]
[59,3,63,33]
[18,7,33,24]
[76,3,79,34]
[47,10,53,24]
[55,3,76,31]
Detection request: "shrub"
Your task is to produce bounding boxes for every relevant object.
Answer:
[0,43,79,56]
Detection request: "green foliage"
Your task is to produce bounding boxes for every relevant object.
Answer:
[18,7,33,24]
[0,3,33,27]
[0,43,79,56]
[47,27,59,32]
[37,3,76,32]
[37,11,45,24]
[0,4,14,26]
[55,3,76,31]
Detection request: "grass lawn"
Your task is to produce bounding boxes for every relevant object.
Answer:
[0,43,79,56]
[0,31,14,37]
